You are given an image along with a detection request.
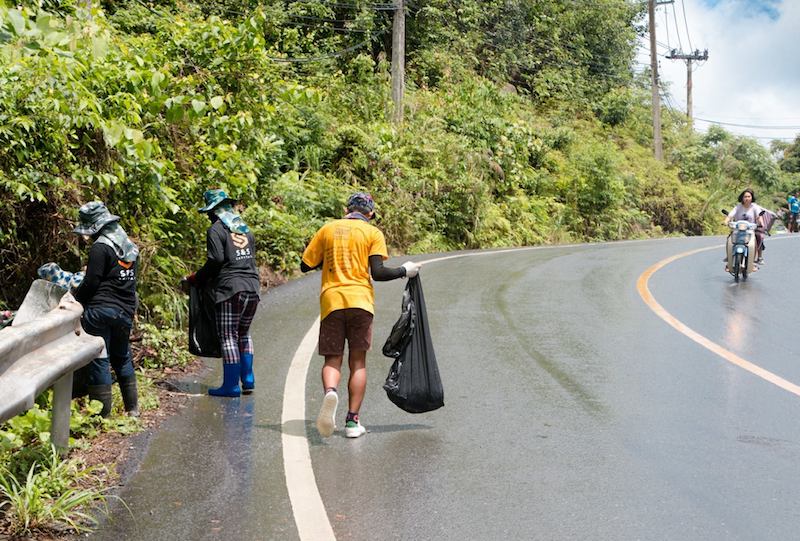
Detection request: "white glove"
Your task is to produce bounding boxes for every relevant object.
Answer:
[402,261,420,278]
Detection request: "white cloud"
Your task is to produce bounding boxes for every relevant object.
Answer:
[653,0,800,143]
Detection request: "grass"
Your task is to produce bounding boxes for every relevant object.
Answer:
[0,445,111,536]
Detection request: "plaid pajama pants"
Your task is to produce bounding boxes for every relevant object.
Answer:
[215,291,260,364]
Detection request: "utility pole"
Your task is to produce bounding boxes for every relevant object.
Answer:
[666,49,709,128]
[648,0,663,160]
[391,0,405,124]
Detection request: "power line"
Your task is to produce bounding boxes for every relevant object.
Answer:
[694,118,800,130]
[680,0,693,53]
[694,112,800,122]
[267,36,375,62]
[289,1,397,11]
[287,14,368,24]
[670,3,683,52]
[287,21,369,33]
[750,135,796,141]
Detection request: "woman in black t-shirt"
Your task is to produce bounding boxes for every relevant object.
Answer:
[185,189,261,397]
[73,201,140,418]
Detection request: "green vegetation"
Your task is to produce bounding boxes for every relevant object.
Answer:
[0,380,156,535]
[0,445,110,536]
[1,0,799,535]
[0,0,795,322]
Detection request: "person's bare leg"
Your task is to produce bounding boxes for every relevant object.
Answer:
[322,355,343,391]
[317,355,343,437]
[347,350,367,414]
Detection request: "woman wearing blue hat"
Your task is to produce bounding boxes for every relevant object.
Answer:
[73,201,140,417]
[185,189,261,397]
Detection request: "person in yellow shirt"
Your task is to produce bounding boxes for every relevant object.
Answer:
[301,192,420,438]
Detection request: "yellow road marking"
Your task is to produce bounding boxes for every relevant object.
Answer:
[637,245,800,397]
[285,239,800,540]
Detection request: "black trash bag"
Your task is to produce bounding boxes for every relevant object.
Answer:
[189,284,221,357]
[382,284,414,359]
[382,276,444,413]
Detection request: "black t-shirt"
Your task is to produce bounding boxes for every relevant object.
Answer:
[195,220,260,304]
[74,243,138,318]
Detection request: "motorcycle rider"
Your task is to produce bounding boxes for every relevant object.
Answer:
[725,188,764,274]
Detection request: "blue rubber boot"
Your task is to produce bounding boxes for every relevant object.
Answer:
[209,363,241,397]
[240,353,255,394]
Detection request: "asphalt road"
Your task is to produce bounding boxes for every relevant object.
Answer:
[91,235,800,540]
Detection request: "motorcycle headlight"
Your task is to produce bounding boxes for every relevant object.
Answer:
[737,222,748,231]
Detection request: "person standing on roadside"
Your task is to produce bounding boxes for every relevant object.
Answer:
[786,191,799,233]
[301,192,420,438]
[184,189,260,397]
[73,201,140,417]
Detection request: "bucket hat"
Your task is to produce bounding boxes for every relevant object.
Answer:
[198,189,238,213]
[73,201,120,236]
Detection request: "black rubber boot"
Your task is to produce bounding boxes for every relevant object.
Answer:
[118,376,140,417]
[87,384,113,418]
[72,366,90,399]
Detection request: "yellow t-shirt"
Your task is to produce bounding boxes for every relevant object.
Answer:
[302,218,389,320]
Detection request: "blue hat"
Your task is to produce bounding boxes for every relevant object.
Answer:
[73,201,120,236]
[346,192,375,215]
[198,189,238,213]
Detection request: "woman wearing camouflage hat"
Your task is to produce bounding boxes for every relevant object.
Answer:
[73,201,140,417]
[184,189,261,397]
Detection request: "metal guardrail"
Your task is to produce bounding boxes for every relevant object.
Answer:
[0,280,105,450]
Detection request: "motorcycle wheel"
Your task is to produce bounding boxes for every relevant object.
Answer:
[733,253,741,282]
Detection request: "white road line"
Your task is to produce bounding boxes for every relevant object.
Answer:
[281,317,336,541]
[280,238,735,539]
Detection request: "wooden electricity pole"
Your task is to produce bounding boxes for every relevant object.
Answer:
[391,0,405,124]
[648,0,663,160]
[666,49,709,128]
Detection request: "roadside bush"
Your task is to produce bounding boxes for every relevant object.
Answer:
[134,323,194,370]
[0,445,110,536]
[639,176,709,236]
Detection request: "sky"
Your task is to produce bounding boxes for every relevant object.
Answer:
[637,0,800,145]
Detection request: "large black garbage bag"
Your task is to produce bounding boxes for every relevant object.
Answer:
[382,276,444,413]
[189,284,221,357]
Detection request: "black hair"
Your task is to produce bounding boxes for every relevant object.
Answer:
[738,189,756,203]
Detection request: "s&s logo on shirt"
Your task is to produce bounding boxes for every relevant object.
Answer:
[231,233,253,260]
[118,261,136,281]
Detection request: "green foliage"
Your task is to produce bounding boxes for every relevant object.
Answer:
[0,445,109,536]
[0,0,795,316]
[135,323,194,370]
[639,176,710,236]
[777,135,800,173]
[0,375,157,535]
[2,3,796,530]
[595,87,634,126]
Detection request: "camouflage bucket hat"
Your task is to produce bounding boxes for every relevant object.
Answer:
[73,201,120,236]
[198,189,238,213]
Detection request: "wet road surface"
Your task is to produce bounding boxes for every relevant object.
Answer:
[91,235,800,540]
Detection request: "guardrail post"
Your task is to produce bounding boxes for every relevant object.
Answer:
[51,372,73,453]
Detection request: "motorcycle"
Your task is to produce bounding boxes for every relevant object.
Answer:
[721,209,758,283]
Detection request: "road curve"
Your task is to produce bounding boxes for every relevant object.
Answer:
[92,235,800,540]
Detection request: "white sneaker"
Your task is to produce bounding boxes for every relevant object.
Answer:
[316,390,338,438]
[344,419,366,438]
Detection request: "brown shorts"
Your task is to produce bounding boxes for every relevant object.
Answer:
[318,308,373,356]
